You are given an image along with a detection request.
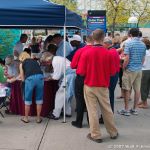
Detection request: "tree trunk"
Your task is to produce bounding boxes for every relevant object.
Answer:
[112,15,117,37]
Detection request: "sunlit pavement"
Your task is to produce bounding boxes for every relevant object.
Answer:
[0,85,150,150]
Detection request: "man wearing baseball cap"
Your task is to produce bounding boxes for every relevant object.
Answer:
[67,35,85,61]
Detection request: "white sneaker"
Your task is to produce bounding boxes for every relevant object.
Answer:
[117,109,130,116]
[130,109,138,115]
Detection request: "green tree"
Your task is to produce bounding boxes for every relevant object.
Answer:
[50,0,78,12]
[105,0,130,35]
[105,0,150,34]
[0,29,21,59]
[128,0,150,27]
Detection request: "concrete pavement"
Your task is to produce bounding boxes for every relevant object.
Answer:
[0,86,150,150]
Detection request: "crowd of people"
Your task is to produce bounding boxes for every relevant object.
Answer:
[0,28,150,143]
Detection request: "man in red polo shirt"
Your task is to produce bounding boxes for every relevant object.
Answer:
[78,29,118,143]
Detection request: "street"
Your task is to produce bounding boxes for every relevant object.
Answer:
[0,85,150,150]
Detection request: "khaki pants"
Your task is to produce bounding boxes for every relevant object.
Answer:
[84,85,118,139]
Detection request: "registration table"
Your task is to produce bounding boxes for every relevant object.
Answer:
[9,80,58,117]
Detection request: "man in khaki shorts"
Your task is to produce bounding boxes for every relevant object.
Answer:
[118,28,146,116]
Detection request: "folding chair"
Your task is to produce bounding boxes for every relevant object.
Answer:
[0,89,10,118]
[0,97,5,117]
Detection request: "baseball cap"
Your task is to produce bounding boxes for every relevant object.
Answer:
[70,35,82,42]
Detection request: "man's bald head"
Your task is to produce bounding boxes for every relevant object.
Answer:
[92,29,105,42]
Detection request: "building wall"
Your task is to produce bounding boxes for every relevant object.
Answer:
[140,28,150,39]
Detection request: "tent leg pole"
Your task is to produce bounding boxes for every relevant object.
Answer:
[62,25,66,123]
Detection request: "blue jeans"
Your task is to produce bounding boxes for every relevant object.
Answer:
[109,73,119,112]
[24,74,44,105]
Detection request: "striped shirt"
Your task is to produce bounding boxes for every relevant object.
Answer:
[124,37,146,71]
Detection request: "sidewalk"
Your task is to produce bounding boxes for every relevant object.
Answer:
[0,86,150,150]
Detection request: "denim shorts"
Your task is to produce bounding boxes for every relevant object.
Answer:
[24,74,44,105]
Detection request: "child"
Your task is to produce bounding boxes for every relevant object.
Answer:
[0,59,7,83]
[0,60,15,99]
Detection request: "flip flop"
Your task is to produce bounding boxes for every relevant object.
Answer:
[138,102,143,105]
[36,118,42,123]
[21,118,29,123]
[138,105,149,109]
[116,96,124,99]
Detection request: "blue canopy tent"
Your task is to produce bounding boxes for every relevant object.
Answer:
[0,0,82,28]
[0,0,83,122]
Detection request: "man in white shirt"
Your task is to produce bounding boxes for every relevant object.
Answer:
[40,52,76,120]
[13,34,28,59]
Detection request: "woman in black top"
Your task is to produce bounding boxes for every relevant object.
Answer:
[19,52,44,123]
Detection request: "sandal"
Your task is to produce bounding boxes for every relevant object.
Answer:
[138,102,143,105]
[36,118,42,123]
[21,118,29,123]
[116,96,124,99]
[138,104,148,109]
